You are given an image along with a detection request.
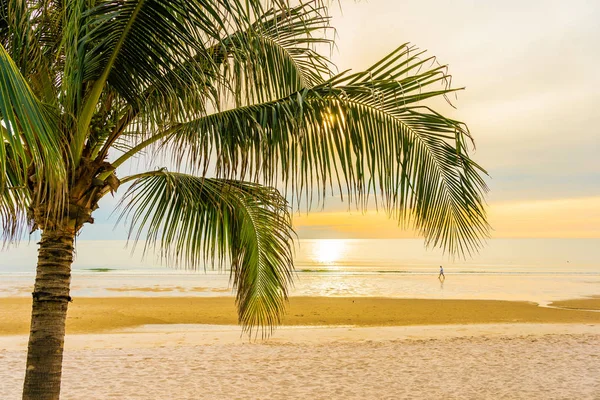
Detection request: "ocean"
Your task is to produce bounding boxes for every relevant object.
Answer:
[1,238,599,304]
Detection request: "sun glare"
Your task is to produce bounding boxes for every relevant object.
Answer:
[313,239,347,265]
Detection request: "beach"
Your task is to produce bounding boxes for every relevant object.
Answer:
[2,239,599,398]
[1,296,599,399]
[1,296,600,335]
[1,324,599,399]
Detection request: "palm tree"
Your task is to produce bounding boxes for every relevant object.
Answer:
[0,1,488,399]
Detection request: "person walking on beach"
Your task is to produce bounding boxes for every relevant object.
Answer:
[438,265,445,280]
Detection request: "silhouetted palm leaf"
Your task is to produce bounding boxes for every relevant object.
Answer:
[145,45,489,255]
[117,170,294,332]
[0,45,66,238]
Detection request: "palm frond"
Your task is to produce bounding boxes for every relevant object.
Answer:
[94,1,334,162]
[0,140,30,241]
[222,1,334,105]
[76,0,278,153]
[0,0,36,74]
[60,0,87,120]
[157,44,489,255]
[0,1,61,104]
[0,44,66,232]
[117,170,294,332]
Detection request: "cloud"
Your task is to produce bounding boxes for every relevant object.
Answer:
[488,196,600,238]
[293,196,600,239]
[293,211,418,239]
[329,0,600,205]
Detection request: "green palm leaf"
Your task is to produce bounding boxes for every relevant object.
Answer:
[1,0,61,104]
[0,141,30,239]
[0,44,66,238]
[74,0,331,163]
[93,1,333,162]
[117,170,294,332]
[150,44,489,255]
[0,0,38,75]
[222,1,334,105]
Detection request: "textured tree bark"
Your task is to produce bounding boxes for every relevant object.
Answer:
[22,227,75,400]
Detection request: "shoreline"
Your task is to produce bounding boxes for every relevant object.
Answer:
[1,296,599,336]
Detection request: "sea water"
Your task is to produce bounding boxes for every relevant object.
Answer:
[1,239,599,304]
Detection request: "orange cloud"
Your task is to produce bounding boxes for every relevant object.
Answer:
[488,196,600,238]
[293,211,419,239]
[293,197,600,239]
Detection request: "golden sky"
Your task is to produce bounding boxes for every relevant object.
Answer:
[293,197,600,239]
[285,0,600,239]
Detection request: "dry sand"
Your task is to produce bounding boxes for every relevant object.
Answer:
[2,297,599,399]
[1,324,599,399]
[2,296,600,335]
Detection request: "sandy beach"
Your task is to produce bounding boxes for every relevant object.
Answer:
[1,323,599,399]
[1,296,599,399]
[2,296,600,335]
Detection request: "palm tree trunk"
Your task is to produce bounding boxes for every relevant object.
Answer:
[22,227,75,400]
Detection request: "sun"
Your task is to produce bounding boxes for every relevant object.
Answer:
[313,239,347,265]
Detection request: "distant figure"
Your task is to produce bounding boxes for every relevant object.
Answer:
[438,265,445,280]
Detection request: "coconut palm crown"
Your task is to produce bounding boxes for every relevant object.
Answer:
[1,1,488,399]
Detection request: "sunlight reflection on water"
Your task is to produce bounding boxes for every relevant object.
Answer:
[1,239,598,303]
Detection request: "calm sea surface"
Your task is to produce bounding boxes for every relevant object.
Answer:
[1,239,599,304]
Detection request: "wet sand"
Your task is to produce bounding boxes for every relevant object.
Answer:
[1,296,600,335]
[551,297,600,311]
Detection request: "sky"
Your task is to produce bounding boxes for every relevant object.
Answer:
[291,0,600,239]
[80,0,600,241]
